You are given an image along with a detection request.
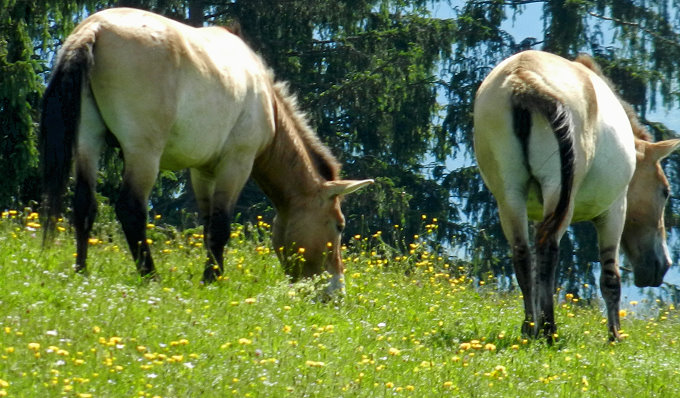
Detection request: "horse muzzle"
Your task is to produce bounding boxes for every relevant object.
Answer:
[633,253,670,287]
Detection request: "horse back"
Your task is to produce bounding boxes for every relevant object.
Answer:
[69,8,276,171]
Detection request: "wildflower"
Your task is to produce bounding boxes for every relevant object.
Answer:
[26,222,41,230]
[238,338,252,345]
[305,360,326,368]
[385,382,394,388]
[388,347,401,356]
[169,355,184,362]
[28,343,40,351]
[484,343,496,351]
[244,297,257,304]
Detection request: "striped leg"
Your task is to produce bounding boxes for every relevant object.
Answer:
[594,194,627,341]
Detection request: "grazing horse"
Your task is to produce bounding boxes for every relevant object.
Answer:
[39,8,373,293]
[474,50,679,340]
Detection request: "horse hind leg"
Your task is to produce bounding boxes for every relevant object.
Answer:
[534,227,560,341]
[496,198,537,337]
[73,90,106,273]
[534,193,572,342]
[74,163,98,273]
[116,153,160,278]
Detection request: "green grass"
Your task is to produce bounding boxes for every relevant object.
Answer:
[1,209,679,397]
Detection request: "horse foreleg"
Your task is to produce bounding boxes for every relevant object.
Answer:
[593,199,626,341]
[202,208,231,283]
[73,167,97,273]
[599,248,621,340]
[116,180,155,278]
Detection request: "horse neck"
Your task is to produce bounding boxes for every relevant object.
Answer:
[252,109,323,213]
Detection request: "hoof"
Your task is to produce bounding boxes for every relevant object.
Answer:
[202,265,222,284]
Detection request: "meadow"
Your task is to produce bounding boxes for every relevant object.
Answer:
[1,208,679,397]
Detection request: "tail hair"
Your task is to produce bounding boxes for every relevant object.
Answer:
[40,40,94,241]
[511,73,575,244]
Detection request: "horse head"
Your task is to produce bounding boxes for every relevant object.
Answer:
[622,138,680,287]
[272,179,373,294]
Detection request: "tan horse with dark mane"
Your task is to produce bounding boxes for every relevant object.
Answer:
[474,50,679,340]
[40,8,372,294]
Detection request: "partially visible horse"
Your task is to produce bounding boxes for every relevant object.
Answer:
[40,8,372,293]
[474,50,679,340]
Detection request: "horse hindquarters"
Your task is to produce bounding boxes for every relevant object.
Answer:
[475,68,576,341]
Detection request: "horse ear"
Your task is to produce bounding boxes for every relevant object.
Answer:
[323,179,374,198]
[648,139,680,162]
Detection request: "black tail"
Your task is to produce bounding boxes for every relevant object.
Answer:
[40,43,93,240]
[512,94,575,243]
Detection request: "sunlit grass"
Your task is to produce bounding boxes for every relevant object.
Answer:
[1,208,679,396]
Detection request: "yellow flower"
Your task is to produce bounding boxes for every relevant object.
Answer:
[305,360,326,367]
[244,298,257,304]
[385,382,394,388]
[27,343,40,351]
[388,347,401,356]
[238,338,252,345]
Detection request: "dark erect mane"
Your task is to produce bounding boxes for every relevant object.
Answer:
[574,54,652,141]
[272,81,340,181]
